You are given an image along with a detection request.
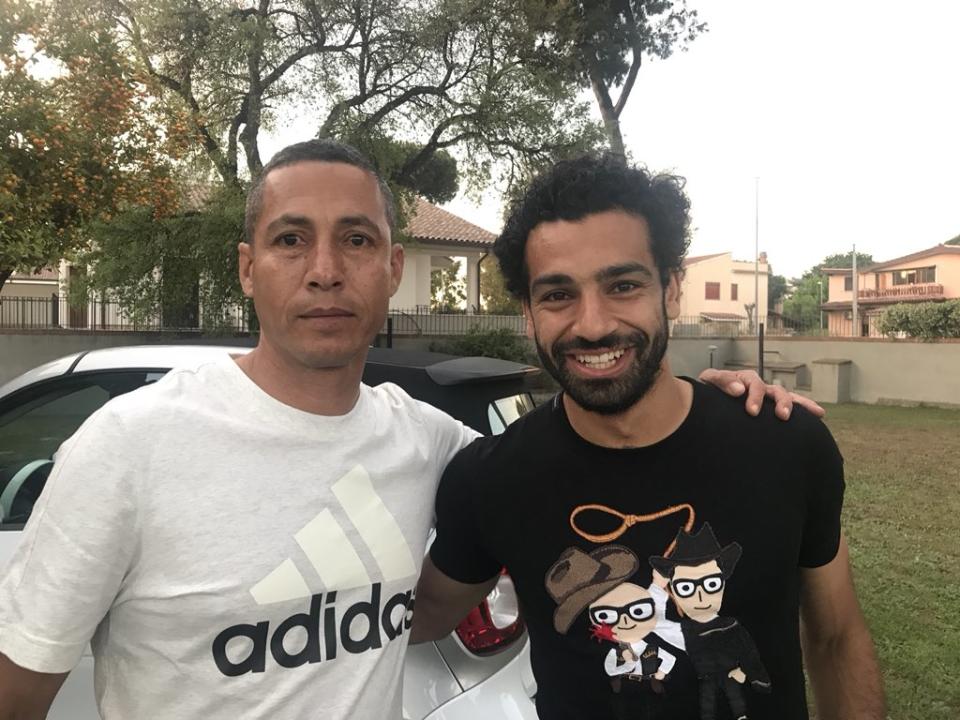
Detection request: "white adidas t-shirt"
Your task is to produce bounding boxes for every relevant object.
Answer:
[0,357,479,718]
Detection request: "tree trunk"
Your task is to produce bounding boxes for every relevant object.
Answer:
[0,267,11,296]
[589,66,626,157]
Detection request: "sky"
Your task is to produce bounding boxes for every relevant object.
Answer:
[439,0,960,279]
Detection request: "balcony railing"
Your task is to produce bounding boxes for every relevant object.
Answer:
[859,283,944,300]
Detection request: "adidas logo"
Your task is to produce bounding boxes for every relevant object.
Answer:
[212,465,419,677]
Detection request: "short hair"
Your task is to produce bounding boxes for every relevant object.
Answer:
[494,154,691,299]
[244,139,397,244]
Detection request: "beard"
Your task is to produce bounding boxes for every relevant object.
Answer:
[534,309,669,416]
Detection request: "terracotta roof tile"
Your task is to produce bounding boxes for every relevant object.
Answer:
[682,252,727,267]
[700,311,746,321]
[866,244,960,272]
[9,268,58,281]
[407,198,495,248]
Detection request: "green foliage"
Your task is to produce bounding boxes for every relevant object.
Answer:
[0,1,182,291]
[946,234,960,246]
[521,0,707,154]
[781,273,824,328]
[431,260,466,313]
[877,300,960,340]
[430,326,533,364]
[39,0,604,197]
[768,274,787,311]
[481,260,522,314]
[74,186,247,329]
[781,251,875,328]
[343,132,459,205]
[821,251,874,269]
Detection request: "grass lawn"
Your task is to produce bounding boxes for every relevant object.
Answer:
[821,403,960,719]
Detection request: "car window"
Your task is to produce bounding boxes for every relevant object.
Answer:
[0,371,162,528]
[487,393,536,436]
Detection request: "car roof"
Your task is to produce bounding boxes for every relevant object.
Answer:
[0,344,537,398]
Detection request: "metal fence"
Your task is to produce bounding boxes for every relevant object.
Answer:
[669,315,827,338]
[383,308,526,336]
[0,297,890,338]
[0,295,253,332]
[0,297,524,336]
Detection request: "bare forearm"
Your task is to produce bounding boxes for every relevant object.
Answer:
[409,593,466,644]
[410,560,498,645]
[0,653,67,720]
[802,627,885,720]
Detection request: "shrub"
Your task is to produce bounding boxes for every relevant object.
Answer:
[430,326,534,364]
[878,300,960,340]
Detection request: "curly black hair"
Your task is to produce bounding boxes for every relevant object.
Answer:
[494,154,692,300]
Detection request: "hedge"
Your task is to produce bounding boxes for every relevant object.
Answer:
[878,299,960,340]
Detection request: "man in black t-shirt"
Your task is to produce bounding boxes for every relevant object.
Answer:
[410,155,885,720]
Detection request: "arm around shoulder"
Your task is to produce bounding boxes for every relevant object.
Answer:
[800,534,886,720]
[0,652,67,720]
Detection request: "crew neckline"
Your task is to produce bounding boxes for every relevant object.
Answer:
[553,377,702,455]
[219,354,371,428]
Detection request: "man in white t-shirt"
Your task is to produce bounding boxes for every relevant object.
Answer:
[0,140,810,719]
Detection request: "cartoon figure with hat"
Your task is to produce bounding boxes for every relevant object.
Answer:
[649,523,771,720]
[545,546,685,694]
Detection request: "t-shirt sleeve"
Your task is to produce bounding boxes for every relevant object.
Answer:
[797,412,846,568]
[417,400,483,469]
[0,404,139,673]
[429,444,503,584]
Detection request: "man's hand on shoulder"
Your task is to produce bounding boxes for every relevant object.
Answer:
[698,368,825,420]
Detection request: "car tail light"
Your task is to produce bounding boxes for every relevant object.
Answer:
[455,570,525,655]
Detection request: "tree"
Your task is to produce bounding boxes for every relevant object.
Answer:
[522,0,706,156]
[52,0,600,192]
[768,274,787,312]
[0,0,183,293]
[431,260,466,313]
[781,251,875,329]
[73,186,247,329]
[820,251,874,270]
[29,0,606,319]
[946,233,959,246]
[480,260,522,314]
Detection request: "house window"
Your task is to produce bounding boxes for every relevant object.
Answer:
[705,282,720,300]
[730,283,738,300]
[844,276,853,291]
[892,266,935,285]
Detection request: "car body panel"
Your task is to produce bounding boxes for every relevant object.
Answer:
[0,352,85,398]
[422,640,537,720]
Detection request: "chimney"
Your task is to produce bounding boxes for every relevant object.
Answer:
[759,251,768,264]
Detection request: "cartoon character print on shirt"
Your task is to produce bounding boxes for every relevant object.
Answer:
[545,501,697,695]
[545,501,772,720]
[650,523,771,720]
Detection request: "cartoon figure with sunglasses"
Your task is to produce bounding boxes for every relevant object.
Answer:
[650,523,771,720]
[588,580,680,694]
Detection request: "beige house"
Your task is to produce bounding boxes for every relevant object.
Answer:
[393,198,495,312]
[822,243,960,337]
[676,251,770,331]
[1,266,62,300]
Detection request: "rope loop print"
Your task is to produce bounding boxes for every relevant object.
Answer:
[569,503,696,556]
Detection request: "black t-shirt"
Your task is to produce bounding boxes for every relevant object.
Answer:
[430,379,844,720]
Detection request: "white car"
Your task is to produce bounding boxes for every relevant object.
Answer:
[0,345,539,719]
